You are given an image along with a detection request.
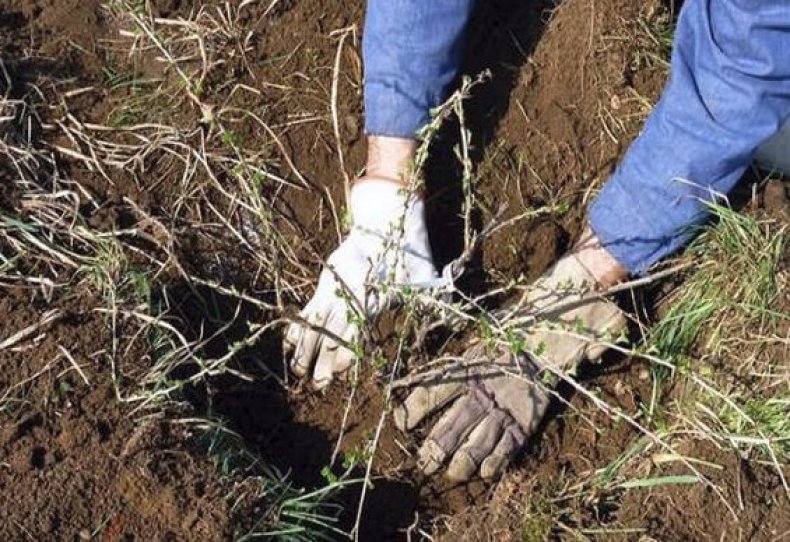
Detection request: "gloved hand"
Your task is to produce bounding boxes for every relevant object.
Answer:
[393,254,627,481]
[284,179,438,389]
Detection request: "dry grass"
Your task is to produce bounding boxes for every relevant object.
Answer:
[0,1,357,536]
[2,0,788,539]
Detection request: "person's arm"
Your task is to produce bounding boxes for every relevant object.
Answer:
[590,0,790,275]
[363,0,476,141]
[285,1,476,388]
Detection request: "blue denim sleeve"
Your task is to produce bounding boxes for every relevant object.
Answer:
[589,0,790,275]
[363,0,476,138]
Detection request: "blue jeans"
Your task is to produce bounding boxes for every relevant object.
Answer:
[363,0,790,274]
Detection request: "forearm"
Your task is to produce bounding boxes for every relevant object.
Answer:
[363,0,476,139]
[590,0,790,274]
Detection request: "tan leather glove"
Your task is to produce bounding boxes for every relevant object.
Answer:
[393,254,626,481]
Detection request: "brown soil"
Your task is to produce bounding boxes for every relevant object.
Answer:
[0,285,233,540]
[1,0,788,541]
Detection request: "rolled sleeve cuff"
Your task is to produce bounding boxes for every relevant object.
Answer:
[364,81,431,139]
[589,173,700,276]
[589,0,790,276]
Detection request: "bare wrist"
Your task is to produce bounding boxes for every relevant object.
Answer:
[364,135,417,186]
[572,226,629,288]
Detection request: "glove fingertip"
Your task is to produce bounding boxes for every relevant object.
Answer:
[446,451,477,482]
[479,424,527,480]
[392,405,409,432]
[290,358,309,378]
[312,358,335,391]
[311,375,333,391]
[282,323,301,352]
[418,457,442,476]
[480,455,507,480]
[331,346,356,376]
[417,440,446,476]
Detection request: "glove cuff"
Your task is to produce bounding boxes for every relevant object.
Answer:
[346,179,438,283]
[350,178,422,230]
[350,178,432,254]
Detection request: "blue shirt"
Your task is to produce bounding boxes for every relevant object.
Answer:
[363,0,790,274]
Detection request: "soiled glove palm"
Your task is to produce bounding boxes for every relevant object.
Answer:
[284,179,438,389]
[393,255,627,481]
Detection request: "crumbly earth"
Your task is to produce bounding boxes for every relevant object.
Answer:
[1,0,788,540]
[0,285,234,540]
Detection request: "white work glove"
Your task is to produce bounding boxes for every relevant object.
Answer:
[284,179,439,389]
[393,254,627,481]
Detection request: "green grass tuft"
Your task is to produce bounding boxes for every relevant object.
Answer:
[651,202,787,359]
[650,200,789,462]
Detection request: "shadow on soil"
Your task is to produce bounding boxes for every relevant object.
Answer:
[155,283,635,539]
[424,0,557,291]
[157,283,423,538]
[155,1,585,538]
